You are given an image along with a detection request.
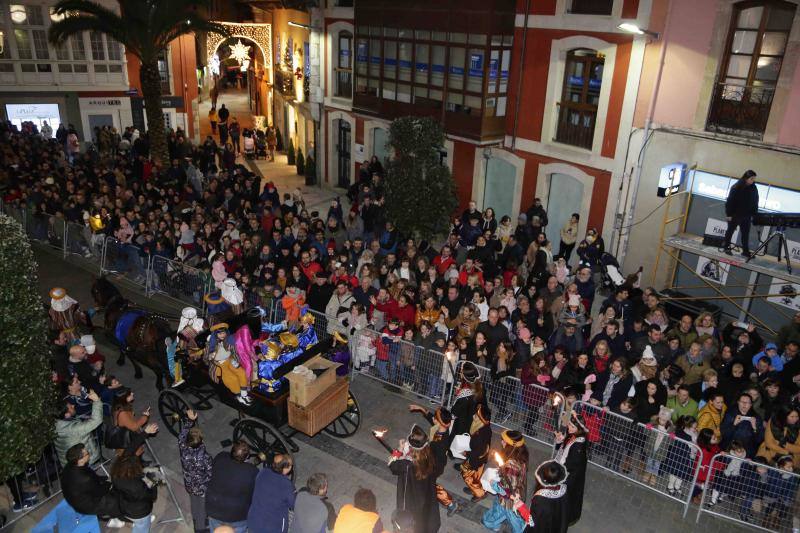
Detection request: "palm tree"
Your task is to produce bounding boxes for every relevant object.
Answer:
[49,0,230,163]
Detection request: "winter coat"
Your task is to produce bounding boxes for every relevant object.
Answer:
[725,182,759,218]
[660,429,697,481]
[720,408,764,458]
[697,403,726,441]
[205,452,258,523]
[590,370,633,410]
[55,400,103,466]
[696,444,721,484]
[62,464,120,517]
[113,472,156,520]
[178,420,213,497]
[247,468,296,533]
[757,420,800,464]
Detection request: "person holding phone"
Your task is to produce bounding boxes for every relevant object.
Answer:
[723,170,759,257]
[720,392,764,457]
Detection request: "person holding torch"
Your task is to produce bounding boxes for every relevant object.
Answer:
[482,430,530,533]
[387,425,441,533]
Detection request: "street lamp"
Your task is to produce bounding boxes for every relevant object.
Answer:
[617,23,660,39]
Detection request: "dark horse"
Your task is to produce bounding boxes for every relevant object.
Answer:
[91,276,174,390]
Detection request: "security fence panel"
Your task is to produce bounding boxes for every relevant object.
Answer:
[101,236,148,286]
[349,328,450,405]
[447,360,562,447]
[697,453,800,532]
[570,401,702,518]
[5,204,27,231]
[23,210,65,252]
[64,221,102,261]
[148,255,208,308]
[1,444,62,529]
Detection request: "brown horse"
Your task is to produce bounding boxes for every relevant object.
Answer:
[91,277,174,390]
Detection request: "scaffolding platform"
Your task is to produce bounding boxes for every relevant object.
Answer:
[663,233,799,285]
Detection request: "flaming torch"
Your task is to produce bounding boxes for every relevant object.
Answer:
[494,451,505,467]
[372,428,393,453]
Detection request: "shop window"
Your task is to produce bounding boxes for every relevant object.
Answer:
[706,0,795,138]
[569,0,614,15]
[335,31,353,98]
[14,29,32,59]
[71,36,87,60]
[157,49,171,93]
[556,48,604,149]
[32,30,50,60]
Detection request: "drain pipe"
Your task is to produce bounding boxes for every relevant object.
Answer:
[511,0,531,151]
[617,0,675,268]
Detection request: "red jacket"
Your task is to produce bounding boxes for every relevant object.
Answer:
[696,444,721,484]
[458,267,484,287]
[375,326,404,361]
[376,299,416,329]
[432,255,456,275]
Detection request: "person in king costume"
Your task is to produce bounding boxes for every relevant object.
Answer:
[409,404,459,517]
[554,410,589,526]
[520,460,570,533]
[256,309,319,393]
[204,323,252,405]
[221,278,245,315]
[448,361,487,449]
[48,287,90,341]
[460,403,492,502]
[482,430,530,533]
[169,307,205,387]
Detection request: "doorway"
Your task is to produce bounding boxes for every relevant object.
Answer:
[336,120,351,188]
[88,114,114,142]
[372,127,388,167]
[547,173,584,245]
[482,158,517,222]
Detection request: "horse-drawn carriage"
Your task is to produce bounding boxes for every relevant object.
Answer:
[91,277,361,469]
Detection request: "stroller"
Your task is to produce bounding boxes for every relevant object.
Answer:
[243,135,256,159]
[599,252,626,291]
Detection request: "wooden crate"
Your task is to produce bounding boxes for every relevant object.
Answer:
[287,377,349,437]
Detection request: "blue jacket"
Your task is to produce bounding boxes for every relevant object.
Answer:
[247,468,296,533]
[752,342,783,372]
[765,468,800,504]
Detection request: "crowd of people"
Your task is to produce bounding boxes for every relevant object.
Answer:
[3,111,800,532]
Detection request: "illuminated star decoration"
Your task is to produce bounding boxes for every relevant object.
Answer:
[229,39,251,64]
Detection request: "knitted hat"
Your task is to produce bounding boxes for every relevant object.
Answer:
[640,346,658,366]
[568,294,581,307]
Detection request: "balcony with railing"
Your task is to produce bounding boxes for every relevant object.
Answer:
[705,82,775,139]
[555,104,596,150]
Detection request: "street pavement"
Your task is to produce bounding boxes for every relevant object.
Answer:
[4,243,757,533]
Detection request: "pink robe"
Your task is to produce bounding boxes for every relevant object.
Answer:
[233,326,257,380]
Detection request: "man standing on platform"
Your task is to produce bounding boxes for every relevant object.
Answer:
[723,170,759,257]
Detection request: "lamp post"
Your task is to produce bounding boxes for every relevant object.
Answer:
[614,9,674,269]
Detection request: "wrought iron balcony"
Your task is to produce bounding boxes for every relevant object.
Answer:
[555,104,596,150]
[705,82,775,139]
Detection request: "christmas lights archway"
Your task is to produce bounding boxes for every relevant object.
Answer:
[206,22,272,71]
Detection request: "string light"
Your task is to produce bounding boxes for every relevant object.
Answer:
[206,22,272,68]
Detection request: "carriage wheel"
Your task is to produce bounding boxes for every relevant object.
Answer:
[232,419,294,479]
[323,390,361,438]
[158,389,190,437]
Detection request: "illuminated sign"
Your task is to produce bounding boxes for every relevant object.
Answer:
[691,170,800,214]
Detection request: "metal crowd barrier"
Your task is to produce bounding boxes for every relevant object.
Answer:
[696,452,800,532]
[349,328,453,405]
[147,255,210,311]
[1,444,63,529]
[570,400,703,518]
[446,361,561,448]
[100,236,149,287]
[63,221,101,261]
